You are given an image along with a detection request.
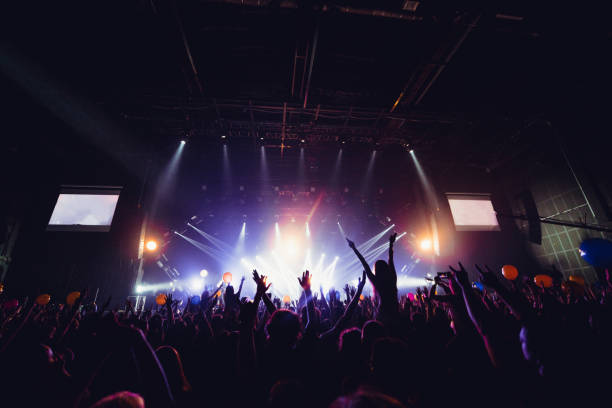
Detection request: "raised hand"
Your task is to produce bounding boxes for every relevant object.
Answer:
[389,232,398,245]
[449,262,470,290]
[358,270,367,291]
[476,265,499,288]
[252,270,271,295]
[298,270,312,292]
[346,238,356,250]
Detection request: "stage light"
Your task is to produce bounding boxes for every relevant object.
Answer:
[221,135,226,139]
[223,272,233,283]
[305,222,310,237]
[200,269,208,278]
[409,149,414,153]
[180,140,186,145]
[135,285,144,294]
[190,277,204,292]
[145,240,158,251]
[420,238,432,251]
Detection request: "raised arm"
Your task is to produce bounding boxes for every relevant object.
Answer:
[347,238,376,285]
[298,270,318,334]
[476,265,532,321]
[388,232,397,276]
[321,270,367,340]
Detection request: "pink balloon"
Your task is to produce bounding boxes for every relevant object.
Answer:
[407,293,415,302]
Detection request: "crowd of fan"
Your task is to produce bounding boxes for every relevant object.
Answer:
[1,233,611,407]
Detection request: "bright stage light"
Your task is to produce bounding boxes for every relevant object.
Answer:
[190,277,204,292]
[135,285,143,294]
[145,240,158,251]
[200,269,208,278]
[420,239,432,251]
[409,149,414,154]
[180,140,186,145]
[305,222,310,237]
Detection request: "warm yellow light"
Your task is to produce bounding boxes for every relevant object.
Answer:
[145,240,158,251]
[420,239,432,251]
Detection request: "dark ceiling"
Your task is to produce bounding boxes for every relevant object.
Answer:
[2,1,611,170]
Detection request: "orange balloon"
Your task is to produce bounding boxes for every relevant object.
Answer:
[359,294,365,301]
[569,275,585,286]
[534,274,553,288]
[502,265,519,280]
[66,291,81,306]
[223,272,233,283]
[156,293,167,305]
[282,295,291,304]
[215,290,222,297]
[36,294,51,305]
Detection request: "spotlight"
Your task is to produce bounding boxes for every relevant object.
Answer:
[420,239,432,251]
[145,240,158,251]
[200,269,208,278]
[180,140,186,145]
[409,149,414,154]
[190,277,204,292]
[221,135,226,139]
[135,285,143,294]
[301,139,305,143]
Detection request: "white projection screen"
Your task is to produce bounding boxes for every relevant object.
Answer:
[447,193,500,231]
[47,187,121,232]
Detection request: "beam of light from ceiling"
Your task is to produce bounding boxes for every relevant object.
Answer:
[360,150,377,196]
[235,222,246,253]
[222,144,232,192]
[307,192,324,223]
[150,141,186,217]
[174,231,225,263]
[298,147,306,191]
[410,150,441,255]
[330,149,343,188]
[305,222,311,238]
[260,146,270,194]
[187,223,233,253]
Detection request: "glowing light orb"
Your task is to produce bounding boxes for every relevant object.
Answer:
[145,240,158,251]
[200,269,209,278]
[419,239,432,251]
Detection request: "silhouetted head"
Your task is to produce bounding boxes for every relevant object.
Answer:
[266,309,301,348]
[269,379,308,408]
[90,391,145,408]
[362,320,385,352]
[330,389,406,408]
[339,327,361,354]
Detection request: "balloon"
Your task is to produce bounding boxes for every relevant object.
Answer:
[2,299,18,310]
[215,290,222,297]
[359,294,365,301]
[533,274,553,288]
[66,291,81,306]
[223,272,233,284]
[156,293,167,305]
[407,293,415,302]
[579,238,612,268]
[0,283,4,294]
[190,295,201,305]
[569,275,585,286]
[472,281,484,291]
[502,265,519,280]
[36,294,51,305]
[282,295,290,304]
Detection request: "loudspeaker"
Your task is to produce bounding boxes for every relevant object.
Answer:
[517,190,541,244]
